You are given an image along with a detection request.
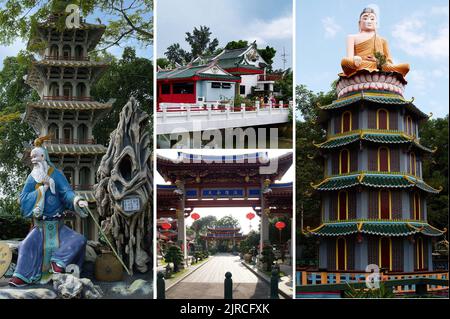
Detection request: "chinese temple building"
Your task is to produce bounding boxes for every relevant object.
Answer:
[157,63,240,107]
[23,14,112,240]
[305,71,446,274]
[156,152,293,263]
[201,226,246,251]
[157,42,280,106]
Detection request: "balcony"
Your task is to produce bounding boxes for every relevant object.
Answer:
[49,138,97,145]
[43,96,93,102]
[45,55,90,61]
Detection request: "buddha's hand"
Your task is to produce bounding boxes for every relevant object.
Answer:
[353,56,362,67]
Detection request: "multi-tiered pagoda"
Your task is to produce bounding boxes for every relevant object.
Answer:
[305,9,446,274]
[23,15,113,240]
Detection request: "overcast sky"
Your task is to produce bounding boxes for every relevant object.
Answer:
[156,150,293,234]
[156,0,293,70]
[296,0,449,118]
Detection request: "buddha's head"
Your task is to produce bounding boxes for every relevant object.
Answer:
[359,7,377,32]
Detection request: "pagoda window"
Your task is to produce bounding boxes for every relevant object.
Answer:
[76,83,87,99]
[161,84,170,95]
[49,82,59,97]
[415,237,426,270]
[63,45,71,59]
[79,167,91,188]
[405,115,414,136]
[337,191,348,220]
[63,167,75,186]
[75,45,84,60]
[341,111,352,133]
[377,109,389,130]
[49,44,59,59]
[379,237,392,271]
[63,124,73,144]
[48,123,59,142]
[63,83,73,99]
[240,85,246,95]
[377,147,390,172]
[378,190,391,219]
[78,124,88,144]
[336,237,347,270]
[173,82,194,94]
[222,83,231,89]
[211,82,221,89]
[414,192,422,220]
[339,149,350,174]
[409,152,417,176]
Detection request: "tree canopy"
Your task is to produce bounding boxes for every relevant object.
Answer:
[0,0,153,50]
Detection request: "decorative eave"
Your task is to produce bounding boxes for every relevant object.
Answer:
[26,100,113,111]
[317,91,428,120]
[305,221,447,237]
[44,144,107,155]
[314,130,435,153]
[311,172,442,194]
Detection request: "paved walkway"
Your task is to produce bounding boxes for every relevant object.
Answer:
[166,254,273,299]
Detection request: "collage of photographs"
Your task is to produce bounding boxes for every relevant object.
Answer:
[0,0,448,305]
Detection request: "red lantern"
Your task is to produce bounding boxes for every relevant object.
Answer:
[191,212,200,220]
[246,212,255,220]
[161,222,171,230]
[275,221,286,230]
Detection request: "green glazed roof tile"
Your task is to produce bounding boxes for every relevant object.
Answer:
[316,132,434,153]
[319,91,428,119]
[313,173,441,194]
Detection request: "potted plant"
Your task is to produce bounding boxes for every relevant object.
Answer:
[164,245,184,272]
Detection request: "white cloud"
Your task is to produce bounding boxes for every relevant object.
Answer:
[0,40,26,66]
[243,15,293,45]
[321,17,342,38]
[391,8,449,60]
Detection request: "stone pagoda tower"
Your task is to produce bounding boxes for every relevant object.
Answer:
[23,14,113,240]
[305,8,446,274]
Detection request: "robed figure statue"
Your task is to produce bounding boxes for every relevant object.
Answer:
[9,136,89,287]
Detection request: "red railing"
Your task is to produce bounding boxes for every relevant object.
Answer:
[50,138,96,145]
[258,74,282,81]
[45,55,90,61]
[43,96,93,102]
[157,103,290,112]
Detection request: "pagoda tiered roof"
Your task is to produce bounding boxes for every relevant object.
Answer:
[306,221,446,237]
[26,100,114,111]
[157,64,240,82]
[312,172,442,194]
[45,144,107,155]
[315,130,435,153]
[317,91,428,120]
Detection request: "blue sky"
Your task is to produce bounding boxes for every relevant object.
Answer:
[296,0,449,118]
[157,0,293,70]
[0,6,152,67]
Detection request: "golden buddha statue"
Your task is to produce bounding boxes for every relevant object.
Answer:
[340,7,409,78]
